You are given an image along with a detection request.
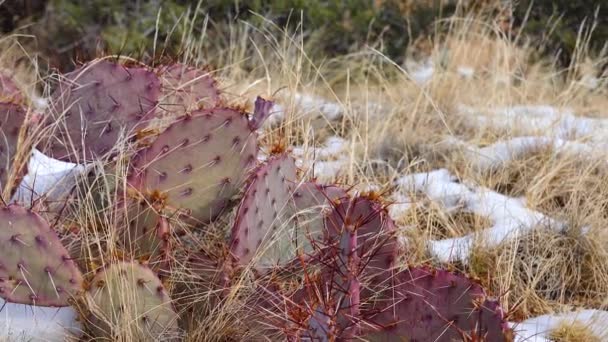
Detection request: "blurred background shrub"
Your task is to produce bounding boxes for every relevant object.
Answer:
[0,0,605,71]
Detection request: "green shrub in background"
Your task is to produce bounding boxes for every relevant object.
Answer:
[33,0,191,69]
[0,0,605,71]
[203,1,445,62]
[513,0,607,65]
[2,0,456,70]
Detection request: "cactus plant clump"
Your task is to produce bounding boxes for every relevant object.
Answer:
[118,199,172,274]
[0,58,515,341]
[245,194,512,341]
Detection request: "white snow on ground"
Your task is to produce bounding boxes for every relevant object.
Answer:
[405,59,435,85]
[294,93,343,121]
[388,103,608,340]
[395,169,562,263]
[460,104,608,143]
[292,136,347,160]
[509,309,608,342]
[0,299,82,341]
[445,135,600,172]
[11,149,87,206]
[31,96,49,111]
[457,66,475,79]
[260,93,344,128]
[294,136,349,181]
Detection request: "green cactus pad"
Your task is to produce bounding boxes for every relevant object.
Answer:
[128,107,259,224]
[0,204,84,306]
[363,266,512,341]
[0,102,26,194]
[87,261,180,341]
[47,59,161,162]
[157,63,220,115]
[230,154,298,268]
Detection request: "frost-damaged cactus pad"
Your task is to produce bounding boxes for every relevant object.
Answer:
[0,102,26,192]
[0,204,84,306]
[129,107,258,224]
[48,59,161,162]
[87,261,180,340]
[364,266,512,341]
[230,154,298,267]
[157,63,220,115]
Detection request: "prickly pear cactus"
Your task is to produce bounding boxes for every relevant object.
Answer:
[86,261,180,341]
[0,102,26,194]
[0,204,84,306]
[47,59,161,162]
[230,153,298,267]
[305,307,335,340]
[118,199,171,274]
[128,107,262,224]
[363,266,512,341]
[291,182,347,257]
[301,208,363,339]
[157,63,220,116]
[324,195,399,290]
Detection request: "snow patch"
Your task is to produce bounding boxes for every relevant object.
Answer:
[0,299,83,341]
[460,104,608,143]
[294,136,349,181]
[11,149,87,206]
[395,169,562,263]
[447,136,600,172]
[457,66,475,78]
[511,309,608,342]
[261,93,344,128]
[294,93,343,121]
[406,60,435,85]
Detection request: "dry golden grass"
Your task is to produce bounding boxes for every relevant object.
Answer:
[180,11,608,337]
[548,320,601,342]
[1,2,608,341]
